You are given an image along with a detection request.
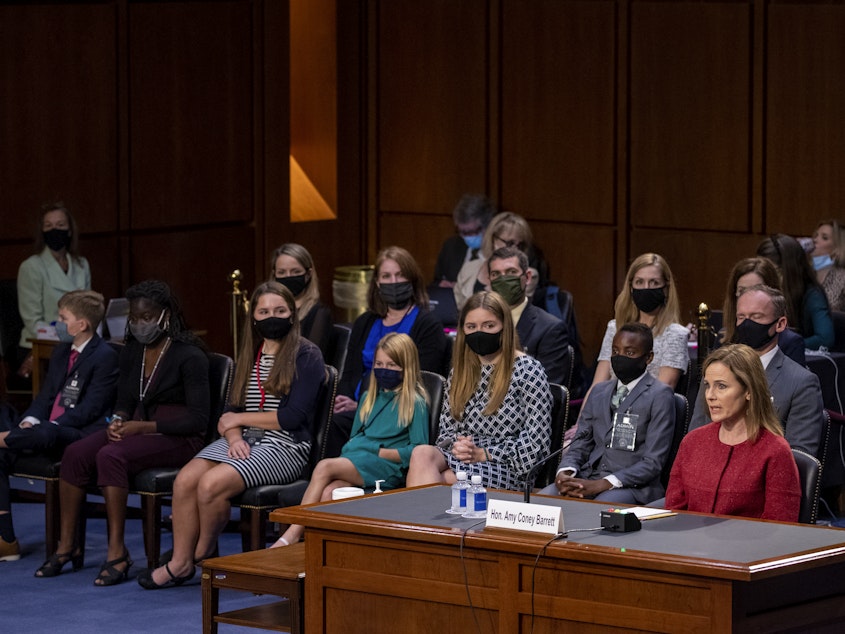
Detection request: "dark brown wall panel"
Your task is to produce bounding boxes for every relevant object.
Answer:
[630,1,751,231]
[500,0,616,224]
[129,2,253,229]
[0,4,118,239]
[131,226,255,355]
[379,213,456,282]
[377,0,489,214]
[766,3,845,235]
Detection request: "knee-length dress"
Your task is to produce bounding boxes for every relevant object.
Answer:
[340,389,429,489]
[436,355,552,490]
[196,340,324,488]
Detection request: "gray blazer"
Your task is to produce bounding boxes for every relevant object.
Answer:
[560,373,676,504]
[689,347,824,457]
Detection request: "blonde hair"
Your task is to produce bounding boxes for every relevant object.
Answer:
[358,333,428,428]
[613,253,681,336]
[269,243,321,317]
[480,212,533,259]
[230,282,302,406]
[702,344,782,443]
[58,289,105,329]
[450,291,518,420]
[815,220,845,267]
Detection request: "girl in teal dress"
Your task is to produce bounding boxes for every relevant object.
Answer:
[271,332,429,547]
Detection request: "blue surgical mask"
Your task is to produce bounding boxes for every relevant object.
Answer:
[813,254,834,271]
[463,234,483,251]
[55,321,75,343]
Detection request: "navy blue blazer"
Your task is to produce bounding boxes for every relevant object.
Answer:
[515,303,571,386]
[559,373,676,504]
[21,334,119,435]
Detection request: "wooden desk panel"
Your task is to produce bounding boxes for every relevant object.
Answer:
[272,486,845,633]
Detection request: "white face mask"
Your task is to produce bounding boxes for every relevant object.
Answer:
[813,254,834,271]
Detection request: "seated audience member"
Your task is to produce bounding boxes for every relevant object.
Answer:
[433,194,495,288]
[588,253,689,395]
[269,243,332,357]
[666,344,801,522]
[406,291,552,491]
[138,282,324,589]
[808,219,845,312]
[328,247,448,458]
[0,290,119,561]
[540,323,675,504]
[16,201,91,379]
[721,257,805,365]
[35,280,210,585]
[689,286,824,457]
[757,234,834,350]
[454,211,549,312]
[487,246,571,386]
[271,333,429,548]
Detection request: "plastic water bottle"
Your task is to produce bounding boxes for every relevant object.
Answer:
[450,471,469,512]
[463,475,487,518]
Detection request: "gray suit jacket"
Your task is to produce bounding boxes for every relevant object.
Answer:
[689,347,824,456]
[560,373,676,504]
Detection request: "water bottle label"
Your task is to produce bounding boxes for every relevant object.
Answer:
[474,491,487,512]
[460,489,466,507]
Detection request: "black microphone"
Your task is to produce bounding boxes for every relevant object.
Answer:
[523,446,565,504]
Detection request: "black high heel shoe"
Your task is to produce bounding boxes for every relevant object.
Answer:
[93,551,133,586]
[137,563,196,590]
[34,548,84,578]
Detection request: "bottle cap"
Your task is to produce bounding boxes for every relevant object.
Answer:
[456,471,467,480]
[471,475,482,485]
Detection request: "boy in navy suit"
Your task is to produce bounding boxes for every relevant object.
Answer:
[0,290,119,560]
[540,322,675,504]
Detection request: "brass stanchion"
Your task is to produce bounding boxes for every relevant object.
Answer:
[229,269,250,356]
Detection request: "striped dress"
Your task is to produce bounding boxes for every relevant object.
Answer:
[195,342,323,488]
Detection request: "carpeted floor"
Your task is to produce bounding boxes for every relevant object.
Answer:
[2,477,282,633]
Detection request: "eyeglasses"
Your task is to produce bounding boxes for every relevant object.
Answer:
[493,235,524,249]
[457,225,483,238]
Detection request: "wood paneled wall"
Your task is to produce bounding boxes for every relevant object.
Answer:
[1,0,843,364]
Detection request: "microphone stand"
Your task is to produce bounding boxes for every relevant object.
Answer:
[523,446,565,504]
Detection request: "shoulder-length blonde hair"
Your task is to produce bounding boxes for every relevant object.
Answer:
[815,219,845,267]
[358,333,428,428]
[613,253,681,336]
[722,257,782,343]
[366,246,429,317]
[450,291,518,420]
[269,243,320,318]
[702,344,782,443]
[230,282,302,407]
[480,212,533,259]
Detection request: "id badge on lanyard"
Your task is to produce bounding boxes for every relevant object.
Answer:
[610,411,638,451]
[61,373,82,410]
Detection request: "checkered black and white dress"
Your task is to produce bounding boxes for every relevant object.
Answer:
[436,355,552,490]
[195,350,313,488]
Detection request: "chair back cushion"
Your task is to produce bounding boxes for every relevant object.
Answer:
[420,371,445,444]
[792,448,821,524]
[207,353,235,442]
[661,394,690,489]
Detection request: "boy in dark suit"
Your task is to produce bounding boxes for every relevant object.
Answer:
[540,322,675,504]
[0,290,119,560]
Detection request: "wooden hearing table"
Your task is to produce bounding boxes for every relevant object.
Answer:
[271,485,845,633]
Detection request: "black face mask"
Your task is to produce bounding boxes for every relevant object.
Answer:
[378,282,414,309]
[374,368,403,391]
[276,274,309,297]
[255,316,293,341]
[43,228,71,252]
[610,354,650,385]
[733,318,778,350]
[631,287,666,314]
[465,330,503,357]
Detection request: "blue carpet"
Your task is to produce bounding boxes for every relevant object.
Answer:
[3,477,282,633]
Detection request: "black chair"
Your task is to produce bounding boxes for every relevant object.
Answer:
[831,311,845,353]
[236,364,338,551]
[325,324,351,378]
[127,352,234,568]
[792,448,822,524]
[660,393,690,490]
[420,370,445,443]
[540,383,570,488]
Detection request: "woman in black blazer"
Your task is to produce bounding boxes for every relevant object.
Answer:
[35,280,210,586]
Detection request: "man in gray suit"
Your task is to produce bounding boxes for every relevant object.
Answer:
[540,323,675,504]
[689,285,824,457]
[487,247,571,385]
